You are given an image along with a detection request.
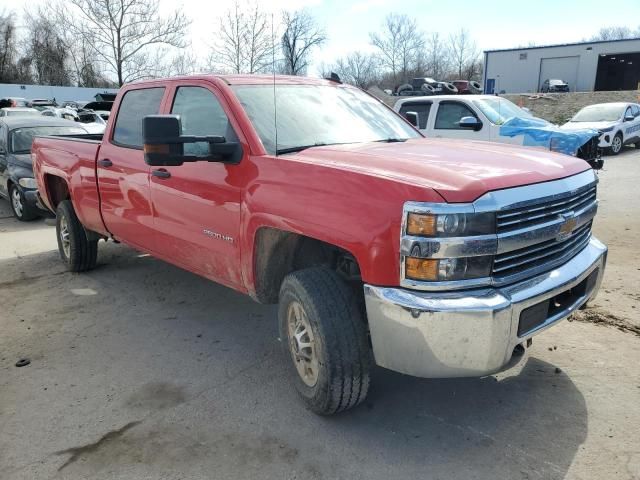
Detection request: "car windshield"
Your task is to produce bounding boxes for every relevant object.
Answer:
[549,80,565,85]
[232,84,420,154]
[571,105,625,122]
[472,97,532,125]
[10,126,86,153]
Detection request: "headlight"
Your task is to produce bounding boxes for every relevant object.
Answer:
[405,256,493,281]
[18,177,38,189]
[407,212,495,237]
[599,126,614,133]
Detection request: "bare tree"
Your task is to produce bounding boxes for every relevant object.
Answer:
[281,10,326,75]
[209,1,274,74]
[23,11,71,86]
[424,33,450,80]
[0,12,21,83]
[369,14,424,84]
[448,28,478,79]
[53,0,190,86]
[590,26,636,41]
[330,52,379,89]
[162,51,202,76]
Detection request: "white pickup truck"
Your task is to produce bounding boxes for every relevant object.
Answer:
[394,94,602,169]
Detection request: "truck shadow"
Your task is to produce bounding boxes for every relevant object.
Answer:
[0,243,588,479]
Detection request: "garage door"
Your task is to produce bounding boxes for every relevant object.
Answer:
[539,56,579,91]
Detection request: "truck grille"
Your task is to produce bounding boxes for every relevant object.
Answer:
[496,185,597,234]
[493,221,592,279]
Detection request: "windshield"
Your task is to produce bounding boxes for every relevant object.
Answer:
[472,97,532,125]
[571,105,625,122]
[10,126,86,154]
[232,84,420,154]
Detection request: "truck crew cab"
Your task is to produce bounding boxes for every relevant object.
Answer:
[32,75,607,415]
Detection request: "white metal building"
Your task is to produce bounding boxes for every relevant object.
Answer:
[483,38,640,94]
[0,84,118,103]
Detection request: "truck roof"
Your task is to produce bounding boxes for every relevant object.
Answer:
[129,74,340,87]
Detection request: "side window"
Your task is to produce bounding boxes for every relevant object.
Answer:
[434,102,478,130]
[170,86,237,156]
[631,105,640,117]
[625,107,633,119]
[399,102,431,129]
[0,125,6,151]
[113,87,165,148]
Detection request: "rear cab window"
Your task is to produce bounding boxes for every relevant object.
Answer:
[399,102,431,129]
[112,87,165,148]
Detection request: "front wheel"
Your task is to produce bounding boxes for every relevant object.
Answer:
[56,200,98,272]
[609,132,623,155]
[9,184,38,221]
[278,267,371,415]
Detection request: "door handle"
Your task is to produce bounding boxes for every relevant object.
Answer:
[97,159,113,167]
[152,169,171,179]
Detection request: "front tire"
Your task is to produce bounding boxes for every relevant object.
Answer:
[278,267,371,415]
[55,200,98,272]
[9,184,38,221]
[609,132,623,155]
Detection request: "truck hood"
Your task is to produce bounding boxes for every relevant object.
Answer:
[8,153,32,169]
[561,120,616,131]
[292,138,590,203]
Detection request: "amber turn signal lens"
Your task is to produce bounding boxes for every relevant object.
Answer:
[144,143,170,154]
[405,257,438,281]
[407,213,436,236]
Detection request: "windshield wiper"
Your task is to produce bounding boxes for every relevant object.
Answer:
[276,142,329,155]
[375,138,408,143]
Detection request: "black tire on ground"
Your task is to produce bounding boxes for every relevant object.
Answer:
[396,83,413,95]
[8,184,38,221]
[278,267,371,415]
[609,132,623,155]
[440,82,458,94]
[55,200,98,272]
[420,83,435,95]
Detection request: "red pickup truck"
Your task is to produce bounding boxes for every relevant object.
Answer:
[33,75,607,415]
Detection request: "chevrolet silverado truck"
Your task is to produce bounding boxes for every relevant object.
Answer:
[32,75,608,415]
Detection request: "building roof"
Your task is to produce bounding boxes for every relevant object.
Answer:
[485,37,640,54]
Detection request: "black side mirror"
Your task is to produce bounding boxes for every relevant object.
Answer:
[143,115,242,166]
[458,116,483,131]
[624,115,635,122]
[403,111,419,127]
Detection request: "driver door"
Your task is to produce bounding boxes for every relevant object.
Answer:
[149,83,244,289]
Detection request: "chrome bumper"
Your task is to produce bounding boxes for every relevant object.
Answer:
[364,237,607,378]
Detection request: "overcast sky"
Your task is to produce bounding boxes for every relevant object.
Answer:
[8,0,640,76]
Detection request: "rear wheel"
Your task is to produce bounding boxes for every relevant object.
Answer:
[278,267,370,415]
[56,200,98,272]
[9,184,38,221]
[609,132,623,155]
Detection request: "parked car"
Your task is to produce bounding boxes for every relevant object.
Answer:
[561,102,640,155]
[0,117,86,220]
[41,107,79,122]
[541,79,570,93]
[394,94,603,169]
[76,110,107,134]
[0,97,29,108]
[0,107,41,117]
[29,99,58,110]
[33,75,606,414]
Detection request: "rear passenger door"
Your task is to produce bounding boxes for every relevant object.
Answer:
[149,83,244,289]
[624,104,640,143]
[97,86,167,250]
[432,101,489,141]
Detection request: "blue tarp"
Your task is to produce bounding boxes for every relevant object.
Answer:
[499,117,599,156]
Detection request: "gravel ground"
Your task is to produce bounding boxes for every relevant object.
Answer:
[0,148,639,480]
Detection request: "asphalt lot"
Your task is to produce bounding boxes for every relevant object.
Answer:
[1,148,639,480]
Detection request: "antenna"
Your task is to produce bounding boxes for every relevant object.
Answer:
[272,13,278,156]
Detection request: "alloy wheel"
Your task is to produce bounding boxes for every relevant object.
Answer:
[287,301,319,387]
[11,187,23,218]
[59,214,71,259]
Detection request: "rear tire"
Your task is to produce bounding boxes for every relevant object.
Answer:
[56,200,98,272]
[278,267,371,415]
[9,184,38,221]
[609,132,623,155]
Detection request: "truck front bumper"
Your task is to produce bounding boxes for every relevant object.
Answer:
[364,237,607,378]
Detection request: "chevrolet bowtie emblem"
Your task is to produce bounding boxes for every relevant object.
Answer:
[556,212,577,241]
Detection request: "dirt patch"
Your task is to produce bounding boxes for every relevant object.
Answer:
[571,308,640,336]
